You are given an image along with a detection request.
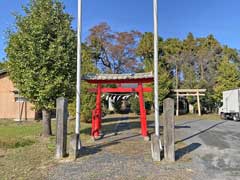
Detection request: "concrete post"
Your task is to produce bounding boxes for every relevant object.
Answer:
[56,97,68,159]
[163,98,175,162]
[176,92,179,116]
[197,90,201,116]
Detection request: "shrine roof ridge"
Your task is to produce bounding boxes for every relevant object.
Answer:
[82,72,153,81]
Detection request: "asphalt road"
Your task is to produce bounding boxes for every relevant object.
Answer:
[176,119,240,180]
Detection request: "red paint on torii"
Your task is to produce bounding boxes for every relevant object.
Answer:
[83,73,154,139]
[89,87,152,93]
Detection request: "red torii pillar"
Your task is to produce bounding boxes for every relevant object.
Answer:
[138,83,148,137]
[91,83,102,137]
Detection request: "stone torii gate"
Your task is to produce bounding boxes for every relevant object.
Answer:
[173,89,206,116]
[83,72,153,140]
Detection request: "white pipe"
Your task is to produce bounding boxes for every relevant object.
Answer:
[153,0,160,136]
[75,0,82,136]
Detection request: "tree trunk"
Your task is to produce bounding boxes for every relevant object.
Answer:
[200,62,204,80]
[175,65,179,89]
[42,109,52,137]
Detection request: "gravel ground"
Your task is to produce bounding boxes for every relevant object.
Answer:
[48,115,240,180]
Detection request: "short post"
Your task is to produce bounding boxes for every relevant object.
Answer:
[176,92,179,116]
[197,90,201,116]
[163,98,175,162]
[56,97,68,159]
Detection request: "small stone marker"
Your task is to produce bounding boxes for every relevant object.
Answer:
[56,97,68,159]
[163,98,175,162]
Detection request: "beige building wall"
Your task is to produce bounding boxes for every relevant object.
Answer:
[0,74,35,119]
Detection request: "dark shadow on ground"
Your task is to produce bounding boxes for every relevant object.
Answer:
[102,116,139,123]
[80,117,155,136]
[78,141,119,157]
[175,121,226,144]
[148,124,191,129]
[176,119,204,126]
[80,118,191,138]
[175,125,191,129]
[78,134,141,157]
[175,143,201,160]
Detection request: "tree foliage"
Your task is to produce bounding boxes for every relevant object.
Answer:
[5,0,76,136]
[68,44,98,122]
[129,96,140,114]
[137,32,172,105]
[0,61,7,70]
[137,32,240,112]
[87,22,142,73]
[213,56,240,102]
[5,0,240,124]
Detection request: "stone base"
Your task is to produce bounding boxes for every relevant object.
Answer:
[143,136,150,141]
[151,134,162,161]
[69,134,82,159]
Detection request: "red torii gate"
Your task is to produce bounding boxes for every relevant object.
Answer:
[83,72,154,139]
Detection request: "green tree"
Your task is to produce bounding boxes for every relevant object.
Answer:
[163,38,183,89]
[137,32,172,105]
[87,23,142,73]
[213,56,240,103]
[181,33,197,89]
[0,61,7,70]
[129,96,140,114]
[5,0,76,137]
[68,44,98,122]
[195,35,222,87]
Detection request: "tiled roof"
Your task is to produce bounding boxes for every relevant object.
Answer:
[82,72,153,81]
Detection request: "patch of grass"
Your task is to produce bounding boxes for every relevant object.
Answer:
[0,119,93,179]
[0,120,53,179]
[0,138,36,149]
[0,140,56,180]
[0,120,41,149]
[0,121,40,150]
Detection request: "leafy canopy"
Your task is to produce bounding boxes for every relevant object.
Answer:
[137,32,172,104]
[213,56,240,102]
[68,44,99,122]
[87,22,142,73]
[6,0,77,110]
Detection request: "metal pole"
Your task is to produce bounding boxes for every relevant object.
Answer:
[75,0,82,148]
[153,0,160,136]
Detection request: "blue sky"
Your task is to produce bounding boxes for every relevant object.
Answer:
[0,0,240,60]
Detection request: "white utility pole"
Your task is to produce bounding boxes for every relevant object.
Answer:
[151,0,162,162]
[75,0,82,151]
[153,0,160,137]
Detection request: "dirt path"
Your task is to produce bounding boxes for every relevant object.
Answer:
[48,114,194,180]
